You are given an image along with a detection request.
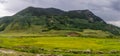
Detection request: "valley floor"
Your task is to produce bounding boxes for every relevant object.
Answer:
[0,36,120,56]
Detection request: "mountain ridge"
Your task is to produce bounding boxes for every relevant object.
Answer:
[0,7,120,35]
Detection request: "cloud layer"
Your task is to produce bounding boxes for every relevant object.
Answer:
[0,0,120,26]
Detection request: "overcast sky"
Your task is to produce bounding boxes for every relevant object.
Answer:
[0,0,120,27]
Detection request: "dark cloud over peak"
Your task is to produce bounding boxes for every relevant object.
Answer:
[0,0,120,26]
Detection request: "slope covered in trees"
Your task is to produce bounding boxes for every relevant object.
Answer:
[0,7,120,35]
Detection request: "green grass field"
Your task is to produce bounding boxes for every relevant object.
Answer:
[0,36,120,56]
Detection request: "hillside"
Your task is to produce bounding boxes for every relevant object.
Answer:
[0,7,120,35]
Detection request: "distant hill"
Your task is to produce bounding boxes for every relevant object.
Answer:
[0,7,120,35]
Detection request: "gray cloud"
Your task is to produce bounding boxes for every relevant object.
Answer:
[111,0,120,11]
[0,0,120,26]
[0,0,7,3]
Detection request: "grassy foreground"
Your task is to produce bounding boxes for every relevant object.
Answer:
[0,37,120,56]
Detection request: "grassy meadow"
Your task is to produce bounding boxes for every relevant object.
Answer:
[0,36,120,56]
[0,30,119,56]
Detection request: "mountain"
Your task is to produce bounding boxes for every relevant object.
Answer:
[0,7,120,35]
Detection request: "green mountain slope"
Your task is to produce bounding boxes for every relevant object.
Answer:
[0,7,120,35]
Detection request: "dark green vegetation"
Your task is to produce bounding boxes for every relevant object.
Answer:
[0,7,120,35]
